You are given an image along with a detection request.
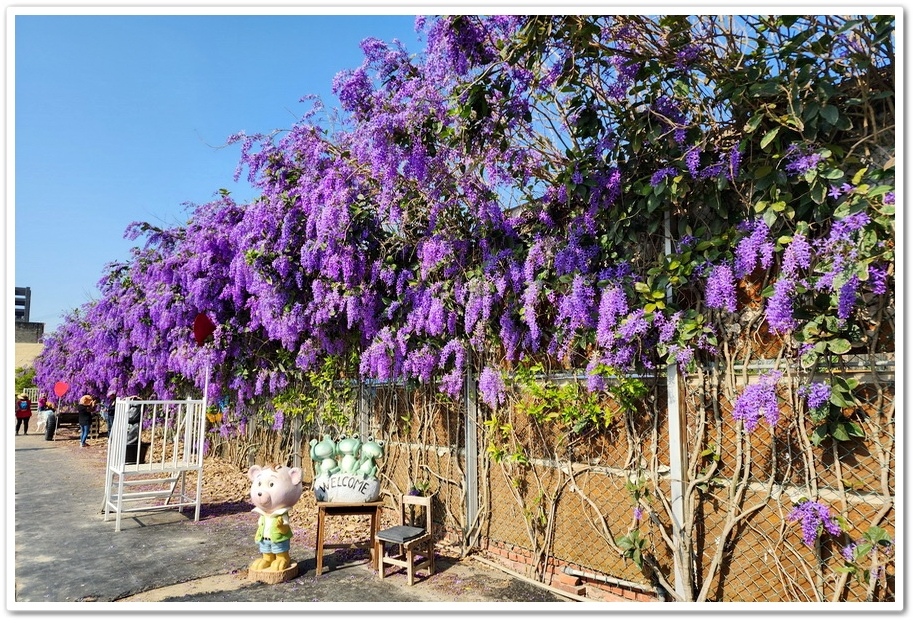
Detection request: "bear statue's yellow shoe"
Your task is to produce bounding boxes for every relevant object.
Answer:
[250,553,275,570]
[270,552,291,571]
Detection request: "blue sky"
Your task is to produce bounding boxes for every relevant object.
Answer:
[12,10,424,333]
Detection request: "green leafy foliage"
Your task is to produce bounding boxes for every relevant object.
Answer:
[15,366,36,395]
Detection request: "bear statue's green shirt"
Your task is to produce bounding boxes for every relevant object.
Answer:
[253,508,292,543]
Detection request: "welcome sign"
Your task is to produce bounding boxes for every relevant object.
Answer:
[314,473,381,503]
[310,435,384,503]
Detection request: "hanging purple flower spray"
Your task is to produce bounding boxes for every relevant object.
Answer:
[732,370,783,432]
[787,500,842,547]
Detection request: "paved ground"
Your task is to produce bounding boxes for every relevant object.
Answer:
[10,428,583,614]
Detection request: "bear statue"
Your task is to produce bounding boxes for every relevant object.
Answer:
[248,464,303,577]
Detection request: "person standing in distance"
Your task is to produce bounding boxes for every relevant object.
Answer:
[15,394,32,435]
[100,393,116,435]
[76,395,96,448]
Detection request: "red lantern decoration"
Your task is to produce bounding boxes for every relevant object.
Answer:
[193,313,216,347]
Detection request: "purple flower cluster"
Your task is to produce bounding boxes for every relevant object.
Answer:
[798,381,831,411]
[478,366,507,409]
[841,541,857,562]
[555,275,596,357]
[787,500,842,547]
[674,44,702,69]
[837,278,858,322]
[781,234,812,278]
[734,219,774,279]
[765,278,796,334]
[651,167,678,187]
[869,264,888,295]
[784,143,823,177]
[705,264,737,313]
[732,370,783,432]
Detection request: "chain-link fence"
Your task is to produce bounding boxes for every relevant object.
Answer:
[204,351,894,603]
[354,356,894,602]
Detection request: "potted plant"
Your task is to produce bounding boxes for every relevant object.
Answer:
[408,479,430,497]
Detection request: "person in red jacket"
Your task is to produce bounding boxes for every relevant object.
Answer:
[15,394,32,435]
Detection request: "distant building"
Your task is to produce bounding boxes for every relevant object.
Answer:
[15,286,45,369]
[15,286,31,322]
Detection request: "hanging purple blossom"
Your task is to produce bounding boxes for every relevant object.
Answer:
[650,166,677,187]
[596,285,629,347]
[868,264,888,295]
[837,278,858,322]
[674,345,695,373]
[705,264,737,313]
[685,147,701,177]
[734,219,773,279]
[798,381,831,411]
[478,366,507,409]
[732,370,783,432]
[727,144,742,181]
[842,541,858,562]
[787,500,842,547]
[784,143,823,177]
[765,278,796,334]
[781,233,812,278]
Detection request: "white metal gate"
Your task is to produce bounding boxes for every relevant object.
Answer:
[103,398,207,531]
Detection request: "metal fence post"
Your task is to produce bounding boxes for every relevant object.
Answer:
[665,211,688,598]
[359,379,370,440]
[464,368,479,547]
[667,364,688,597]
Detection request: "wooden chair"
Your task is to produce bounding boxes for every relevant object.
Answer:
[375,494,435,585]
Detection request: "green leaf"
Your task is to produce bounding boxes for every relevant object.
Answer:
[811,181,827,205]
[800,347,819,368]
[803,101,820,121]
[760,128,780,149]
[865,526,892,545]
[834,376,859,391]
[836,18,863,34]
[744,113,763,132]
[821,105,839,125]
[830,390,855,409]
[827,338,851,354]
[810,424,828,446]
[830,422,850,441]
[845,421,865,438]
[615,533,634,550]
